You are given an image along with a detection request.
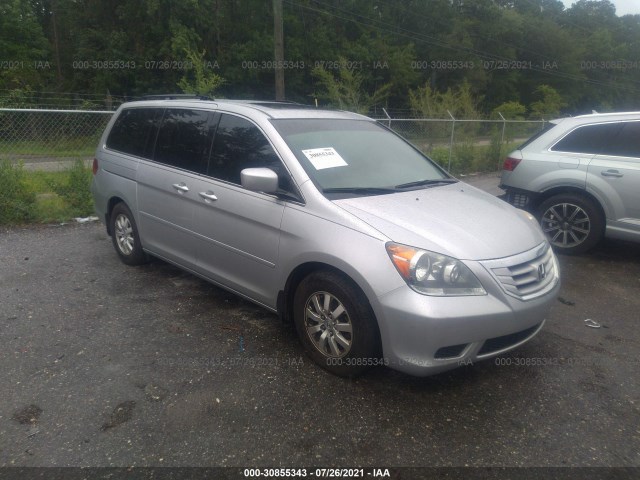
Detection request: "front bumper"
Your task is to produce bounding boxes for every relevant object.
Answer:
[374,249,560,376]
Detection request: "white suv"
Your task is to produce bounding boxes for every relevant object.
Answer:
[501,112,640,254]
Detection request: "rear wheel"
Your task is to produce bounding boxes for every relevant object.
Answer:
[293,270,381,377]
[109,202,148,265]
[537,193,604,255]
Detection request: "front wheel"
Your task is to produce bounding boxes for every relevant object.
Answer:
[109,202,148,265]
[537,193,604,255]
[293,271,381,377]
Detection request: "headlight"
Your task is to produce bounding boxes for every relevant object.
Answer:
[386,243,486,296]
[516,208,537,223]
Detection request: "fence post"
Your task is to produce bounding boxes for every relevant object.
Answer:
[498,112,506,169]
[447,110,455,173]
[382,107,391,129]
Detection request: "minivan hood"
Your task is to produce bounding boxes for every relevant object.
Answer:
[333,183,546,260]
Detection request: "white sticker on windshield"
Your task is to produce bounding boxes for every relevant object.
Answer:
[302,147,348,170]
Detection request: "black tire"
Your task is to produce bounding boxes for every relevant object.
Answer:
[293,270,381,377]
[537,193,604,255]
[109,202,148,265]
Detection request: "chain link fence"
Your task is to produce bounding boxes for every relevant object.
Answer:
[378,117,547,175]
[0,109,113,169]
[0,108,546,174]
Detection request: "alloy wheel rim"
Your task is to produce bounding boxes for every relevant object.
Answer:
[114,214,134,255]
[304,291,353,358]
[541,203,591,248]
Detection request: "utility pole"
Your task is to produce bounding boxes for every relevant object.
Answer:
[273,0,285,100]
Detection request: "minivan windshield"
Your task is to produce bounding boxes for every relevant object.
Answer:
[271,119,453,197]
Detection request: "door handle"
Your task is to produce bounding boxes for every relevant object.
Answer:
[172,182,189,193]
[199,191,218,202]
[601,170,623,178]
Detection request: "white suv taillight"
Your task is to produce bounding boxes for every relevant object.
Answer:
[503,156,521,171]
[92,158,98,175]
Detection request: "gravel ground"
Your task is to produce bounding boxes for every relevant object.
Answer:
[0,193,639,473]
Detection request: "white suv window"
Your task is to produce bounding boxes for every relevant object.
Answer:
[600,121,640,158]
[551,122,623,155]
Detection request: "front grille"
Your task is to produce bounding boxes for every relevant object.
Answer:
[508,191,529,208]
[481,243,557,300]
[477,323,541,356]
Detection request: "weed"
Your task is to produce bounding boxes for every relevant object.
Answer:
[0,161,36,223]
[47,160,94,216]
[0,160,94,225]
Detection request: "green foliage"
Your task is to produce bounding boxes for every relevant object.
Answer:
[492,101,526,120]
[177,49,225,97]
[409,82,480,119]
[0,88,35,108]
[410,82,481,139]
[491,101,527,142]
[2,0,640,113]
[0,161,36,223]
[312,59,391,114]
[46,160,94,216]
[0,0,49,89]
[428,140,520,176]
[530,85,568,119]
[0,161,95,225]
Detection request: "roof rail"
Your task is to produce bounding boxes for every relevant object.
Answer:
[138,94,213,101]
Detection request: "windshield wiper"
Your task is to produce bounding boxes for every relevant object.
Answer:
[322,186,398,195]
[394,178,458,189]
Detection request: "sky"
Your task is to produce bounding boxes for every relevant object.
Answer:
[561,0,640,16]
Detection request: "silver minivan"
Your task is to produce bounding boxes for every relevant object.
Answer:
[91,98,560,377]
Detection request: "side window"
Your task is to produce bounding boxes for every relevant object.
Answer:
[154,109,214,174]
[209,114,293,191]
[551,123,623,155]
[602,122,640,158]
[106,108,160,158]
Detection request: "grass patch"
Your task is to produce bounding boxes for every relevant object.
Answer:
[0,138,97,158]
[0,160,94,225]
[428,141,519,176]
[0,161,36,223]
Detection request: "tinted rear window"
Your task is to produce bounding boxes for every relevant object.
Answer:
[106,108,159,158]
[154,109,214,174]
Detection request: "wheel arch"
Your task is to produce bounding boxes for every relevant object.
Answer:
[105,196,126,236]
[278,262,381,340]
[535,186,606,223]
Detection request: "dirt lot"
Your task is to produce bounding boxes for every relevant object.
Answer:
[0,211,639,474]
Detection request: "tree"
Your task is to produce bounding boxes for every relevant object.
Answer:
[409,82,480,119]
[530,85,567,119]
[312,59,391,114]
[177,49,224,97]
[0,0,49,89]
[492,101,526,119]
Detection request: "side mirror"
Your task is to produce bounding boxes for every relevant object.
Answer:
[240,168,279,194]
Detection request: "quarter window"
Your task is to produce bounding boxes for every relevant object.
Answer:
[551,123,623,155]
[106,108,160,158]
[154,109,214,174]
